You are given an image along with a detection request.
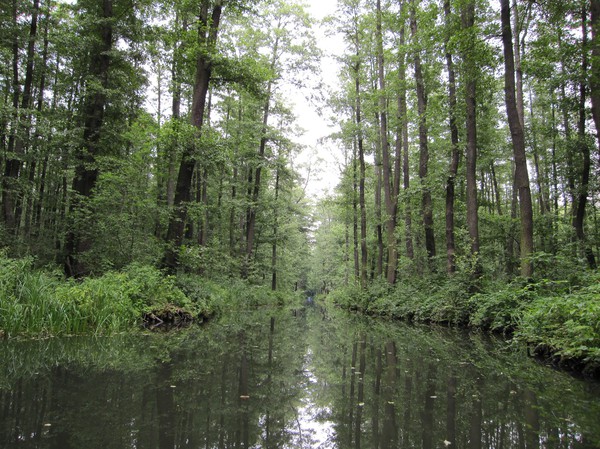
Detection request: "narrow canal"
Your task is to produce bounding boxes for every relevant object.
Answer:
[1,305,599,448]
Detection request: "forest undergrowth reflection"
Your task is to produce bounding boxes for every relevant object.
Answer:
[1,305,600,448]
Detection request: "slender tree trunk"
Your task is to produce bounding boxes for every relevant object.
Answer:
[443,0,460,275]
[12,0,40,236]
[165,16,187,212]
[573,5,597,269]
[377,0,398,284]
[353,139,360,281]
[2,0,25,233]
[355,58,369,287]
[398,6,414,262]
[198,167,209,246]
[501,0,534,278]
[462,2,481,275]
[244,81,271,278]
[243,32,279,278]
[65,0,113,277]
[490,164,503,216]
[411,2,436,266]
[374,111,384,278]
[271,161,280,291]
[230,103,243,258]
[512,0,525,129]
[26,4,49,237]
[529,90,549,216]
[591,0,600,163]
[163,1,222,272]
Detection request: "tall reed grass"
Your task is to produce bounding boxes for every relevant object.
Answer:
[0,254,190,338]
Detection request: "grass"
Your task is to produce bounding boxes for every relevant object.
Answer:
[0,253,302,339]
[0,255,190,337]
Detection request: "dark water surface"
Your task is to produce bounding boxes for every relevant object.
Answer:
[1,306,600,449]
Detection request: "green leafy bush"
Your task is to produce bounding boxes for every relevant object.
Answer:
[518,278,600,362]
[468,279,553,332]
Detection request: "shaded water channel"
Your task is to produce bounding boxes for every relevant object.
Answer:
[1,305,600,449]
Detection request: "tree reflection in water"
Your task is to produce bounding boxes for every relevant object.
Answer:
[1,306,600,448]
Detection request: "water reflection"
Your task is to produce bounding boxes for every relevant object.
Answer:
[1,307,600,448]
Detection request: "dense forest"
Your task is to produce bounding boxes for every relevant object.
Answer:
[0,0,319,285]
[0,0,599,370]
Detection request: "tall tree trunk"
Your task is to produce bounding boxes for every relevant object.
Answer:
[462,1,481,275]
[573,5,597,269]
[411,2,436,266]
[591,0,600,162]
[374,110,384,278]
[398,4,414,262]
[65,0,113,277]
[2,0,26,233]
[377,0,398,284]
[243,32,279,278]
[243,83,271,278]
[355,58,369,287]
[501,0,534,278]
[512,0,525,129]
[12,0,40,236]
[167,18,186,209]
[443,0,460,275]
[26,3,49,238]
[353,138,360,281]
[163,1,222,272]
[230,103,243,258]
[271,161,280,291]
[198,167,209,247]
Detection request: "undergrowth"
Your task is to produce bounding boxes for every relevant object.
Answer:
[0,253,297,338]
[328,269,600,370]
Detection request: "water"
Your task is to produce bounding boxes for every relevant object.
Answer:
[1,305,599,449]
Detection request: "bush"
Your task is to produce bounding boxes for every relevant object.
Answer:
[0,254,195,337]
[518,278,600,362]
[467,279,554,333]
[329,269,600,369]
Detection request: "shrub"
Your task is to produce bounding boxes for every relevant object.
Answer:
[518,278,600,362]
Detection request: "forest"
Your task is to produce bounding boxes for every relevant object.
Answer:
[0,0,599,374]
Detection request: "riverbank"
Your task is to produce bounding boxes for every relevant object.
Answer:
[327,272,600,379]
[0,254,298,339]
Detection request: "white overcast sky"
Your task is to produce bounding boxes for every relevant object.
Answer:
[291,0,345,199]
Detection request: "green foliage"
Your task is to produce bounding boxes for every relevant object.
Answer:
[518,275,600,362]
[468,279,540,332]
[0,254,192,337]
[329,268,600,366]
[0,255,65,338]
[0,250,304,339]
[175,274,229,316]
[176,273,297,317]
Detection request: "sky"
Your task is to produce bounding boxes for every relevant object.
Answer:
[290,0,346,199]
[138,0,346,200]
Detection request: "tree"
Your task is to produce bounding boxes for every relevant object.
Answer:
[462,0,481,276]
[410,0,436,266]
[65,0,115,277]
[501,0,534,278]
[376,0,400,284]
[443,0,461,275]
[163,0,224,272]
